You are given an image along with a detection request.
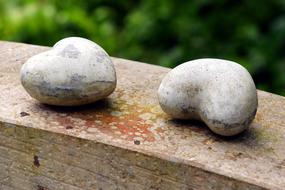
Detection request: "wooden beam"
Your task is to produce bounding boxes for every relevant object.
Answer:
[0,41,284,190]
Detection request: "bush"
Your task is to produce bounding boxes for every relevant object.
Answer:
[0,0,284,95]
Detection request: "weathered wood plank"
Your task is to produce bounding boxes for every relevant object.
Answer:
[0,41,285,189]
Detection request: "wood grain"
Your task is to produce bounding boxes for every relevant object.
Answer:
[0,41,284,189]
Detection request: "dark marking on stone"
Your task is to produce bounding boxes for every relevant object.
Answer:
[20,111,30,117]
[181,105,196,115]
[186,86,202,97]
[33,155,40,167]
[59,44,81,59]
[70,74,86,84]
[68,74,87,90]
[95,51,107,62]
[202,108,257,129]
[35,77,114,101]
[37,81,84,99]
[134,140,140,145]
[94,80,114,83]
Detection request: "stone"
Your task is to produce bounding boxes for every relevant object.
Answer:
[158,58,258,136]
[20,37,116,106]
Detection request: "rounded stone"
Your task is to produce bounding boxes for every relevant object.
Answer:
[158,58,258,136]
[21,37,116,106]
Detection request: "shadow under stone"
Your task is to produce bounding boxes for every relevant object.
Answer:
[168,118,257,143]
[168,119,209,133]
[35,98,113,113]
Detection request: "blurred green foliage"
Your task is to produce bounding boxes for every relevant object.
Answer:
[0,0,285,95]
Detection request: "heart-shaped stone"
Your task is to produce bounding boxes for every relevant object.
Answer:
[158,58,258,136]
[21,37,116,106]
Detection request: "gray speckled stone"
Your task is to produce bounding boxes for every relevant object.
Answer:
[21,37,116,106]
[158,58,258,136]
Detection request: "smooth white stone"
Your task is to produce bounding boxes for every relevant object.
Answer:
[21,37,116,106]
[158,58,258,136]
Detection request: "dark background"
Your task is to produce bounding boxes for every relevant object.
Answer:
[1,0,284,95]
